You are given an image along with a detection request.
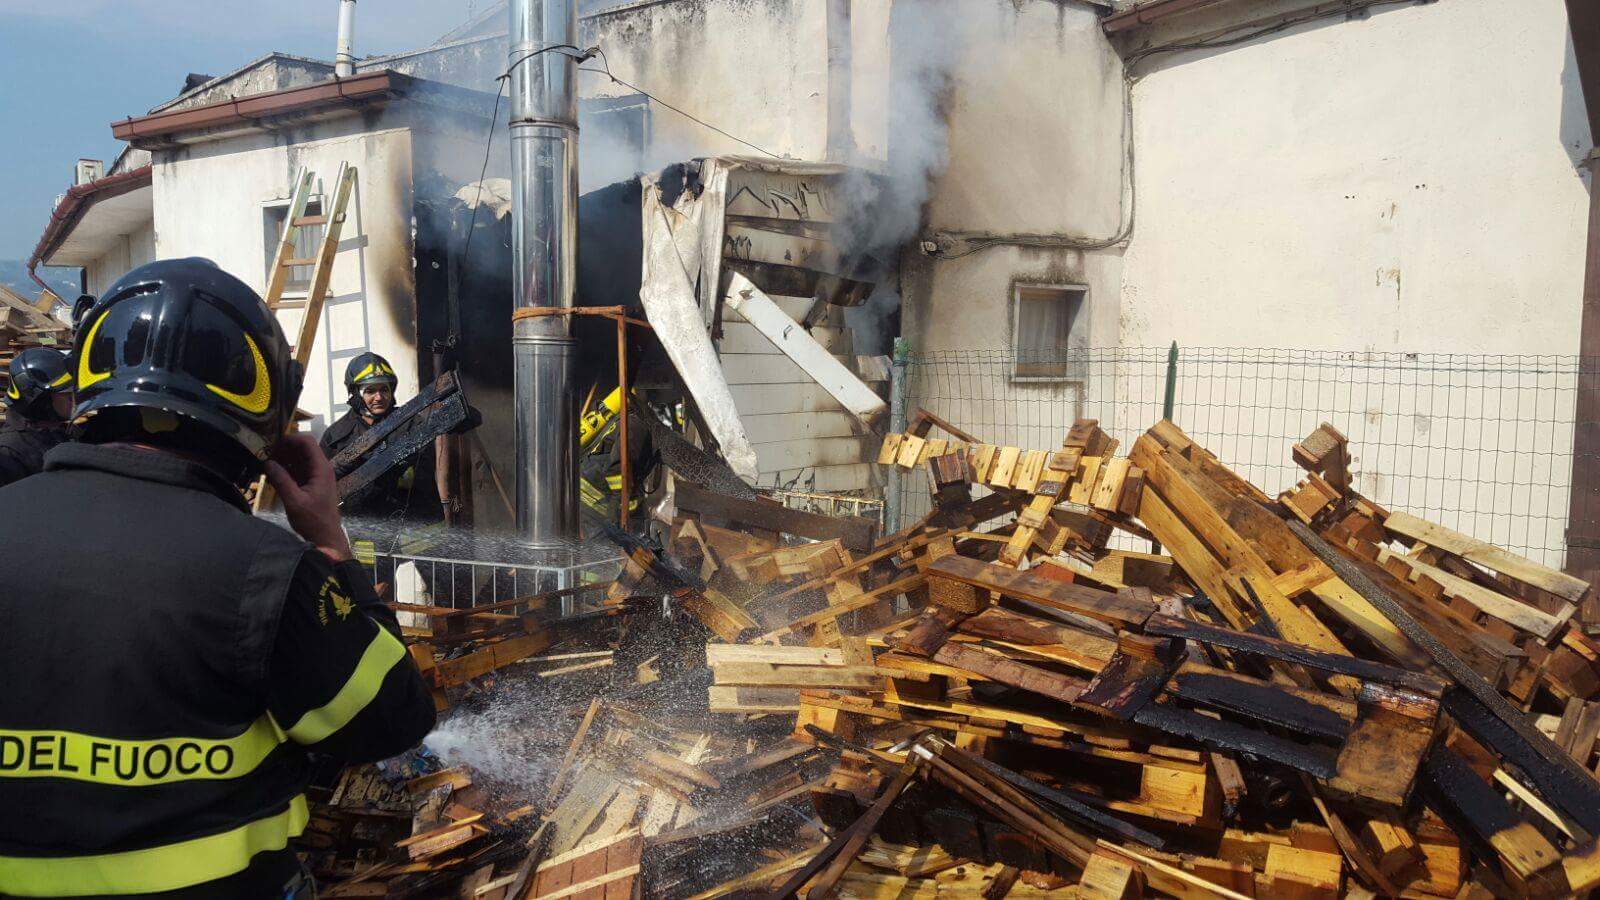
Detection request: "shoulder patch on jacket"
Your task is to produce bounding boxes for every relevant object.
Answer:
[316,576,354,626]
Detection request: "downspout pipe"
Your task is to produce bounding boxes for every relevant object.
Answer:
[335,0,357,77]
[824,0,854,162]
[26,262,54,298]
[509,0,580,547]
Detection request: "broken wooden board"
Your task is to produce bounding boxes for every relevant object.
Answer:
[926,554,1156,629]
[707,643,884,690]
[675,479,878,551]
[1383,510,1590,604]
[725,271,888,430]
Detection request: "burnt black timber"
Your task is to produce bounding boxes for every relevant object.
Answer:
[675,479,878,551]
[950,745,1167,850]
[1132,702,1338,779]
[1444,690,1600,835]
[1143,613,1446,697]
[1287,518,1600,834]
[1168,671,1351,741]
[926,555,1155,628]
[631,395,761,500]
[330,371,459,475]
[765,760,918,899]
[337,392,468,504]
[1077,635,1183,719]
[1418,744,1568,893]
[1421,745,1525,838]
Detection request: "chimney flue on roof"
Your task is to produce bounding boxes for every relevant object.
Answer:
[509,0,580,548]
[335,0,357,78]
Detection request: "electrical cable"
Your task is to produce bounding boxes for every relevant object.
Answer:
[460,43,780,267]
[1125,0,1425,65]
[928,0,1428,260]
[929,68,1137,260]
[577,48,781,159]
[461,44,594,266]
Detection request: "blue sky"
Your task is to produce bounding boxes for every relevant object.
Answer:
[0,1,479,262]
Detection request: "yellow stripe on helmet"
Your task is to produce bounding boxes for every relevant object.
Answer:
[204,334,272,416]
[351,361,396,385]
[49,372,72,389]
[75,311,113,390]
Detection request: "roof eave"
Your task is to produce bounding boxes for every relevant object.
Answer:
[27,165,155,278]
[111,70,409,149]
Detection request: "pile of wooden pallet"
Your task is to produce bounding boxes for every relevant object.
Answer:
[304,409,1600,898]
[0,284,70,422]
[638,413,1600,898]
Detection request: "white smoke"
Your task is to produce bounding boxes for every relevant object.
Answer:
[580,104,719,192]
[836,0,983,257]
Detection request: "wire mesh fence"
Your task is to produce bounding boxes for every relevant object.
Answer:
[890,348,1585,568]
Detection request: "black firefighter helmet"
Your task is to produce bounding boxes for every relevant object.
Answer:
[5,347,73,420]
[343,351,398,411]
[71,258,301,471]
[70,294,97,333]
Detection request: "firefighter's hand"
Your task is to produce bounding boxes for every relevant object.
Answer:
[266,433,354,563]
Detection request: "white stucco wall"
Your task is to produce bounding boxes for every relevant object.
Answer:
[85,222,155,296]
[151,117,419,435]
[582,0,831,170]
[896,0,1129,455]
[1119,0,1593,353]
[900,0,1127,347]
[1094,0,1593,566]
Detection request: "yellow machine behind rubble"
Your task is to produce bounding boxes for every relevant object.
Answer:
[578,386,636,518]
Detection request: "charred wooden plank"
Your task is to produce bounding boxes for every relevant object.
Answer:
[1132,703,1339,779]
[766,759,919,898]
[932,640,1090,704]
[1143,613,1447,697]
[1289,517,1600,834]
[330,371,458,475]
[1421,745,1568,896]
[1078,633,1184,719]
[948,744,1168,850]
[337,389,468,505]
[676,479,879,551]
[926,555,1155,628]
[893,606,970,658]
[1325,683,1438,809]
[1167,671,1353,741]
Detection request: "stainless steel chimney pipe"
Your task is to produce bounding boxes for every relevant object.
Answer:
[335,0,357,77]
[509,0,580,547]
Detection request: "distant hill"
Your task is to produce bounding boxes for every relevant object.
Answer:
[0,260,79,302]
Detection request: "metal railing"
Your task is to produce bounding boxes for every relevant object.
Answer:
[889,346,1585,568]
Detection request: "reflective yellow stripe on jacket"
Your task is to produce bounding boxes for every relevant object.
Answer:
[0,796,309,897]
[0,715,285,787]
[279,624,407,745]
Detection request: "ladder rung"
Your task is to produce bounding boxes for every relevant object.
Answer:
[272,300,307,310]
[292,215,328,227]
[281,257,318,267]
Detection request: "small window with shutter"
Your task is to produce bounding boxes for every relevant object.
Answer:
[262,198,325,297]
[1011,284,1086,381]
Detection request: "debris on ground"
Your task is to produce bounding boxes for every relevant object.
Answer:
[305,411,1600,899]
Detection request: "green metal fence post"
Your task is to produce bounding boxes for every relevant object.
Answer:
[884,337,911,531]
[1162,341,1179,423]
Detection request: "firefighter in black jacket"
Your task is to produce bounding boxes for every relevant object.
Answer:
[0,258,436,898]
[320,352,443,524]
[0,347,74,487]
